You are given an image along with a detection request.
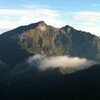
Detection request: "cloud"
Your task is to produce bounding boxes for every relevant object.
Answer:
[0,9,59,17]
[90,4,100,7]
[0,55,97,84]
[83,26,100,36]
[22,3,49,9]
[74,11,100,23]
[0,3,100,36]
[27,55,96,73]
[0,4,65,34]
[71,11,100,36]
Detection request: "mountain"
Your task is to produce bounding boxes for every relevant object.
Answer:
[0,21,100,99]
[62,26,100,60]
[0,21,100,66]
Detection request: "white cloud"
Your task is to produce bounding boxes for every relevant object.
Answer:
[22,3,49,9]
[72,11,100,36]
[27,54,96,73]
[0,3,100,36]
[74,11,100,23]
[0,9,28,15]
[0,4,65,34]
[84,26,100,36]
[0,9,59,17]
[90,4,100,7]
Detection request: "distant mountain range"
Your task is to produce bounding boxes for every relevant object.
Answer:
[0,21,100,66]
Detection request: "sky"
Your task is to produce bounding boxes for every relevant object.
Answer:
[0,0,100,36]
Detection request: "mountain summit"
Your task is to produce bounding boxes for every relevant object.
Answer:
[0,21,100,66]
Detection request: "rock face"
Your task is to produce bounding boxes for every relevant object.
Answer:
[62,25,100,60]
[0,21,100,66]
[19,21,72,56]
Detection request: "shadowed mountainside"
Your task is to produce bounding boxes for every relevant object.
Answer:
[0,63,100,100]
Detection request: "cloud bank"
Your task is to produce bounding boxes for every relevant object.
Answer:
[27,55,96,73]
[0,54,96,76]
[0,4,65,34]
[0,54,97,85]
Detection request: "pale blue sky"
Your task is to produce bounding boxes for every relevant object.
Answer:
[0,0,100,36]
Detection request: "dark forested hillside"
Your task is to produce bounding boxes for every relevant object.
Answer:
[0,64,100,100]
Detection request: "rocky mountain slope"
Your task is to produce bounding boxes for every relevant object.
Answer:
[62,25,100,60]
[0,21,100,100]
[0,21,100,66]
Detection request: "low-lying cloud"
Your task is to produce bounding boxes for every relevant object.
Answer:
[0,54,97,85]
[28,54,96,73]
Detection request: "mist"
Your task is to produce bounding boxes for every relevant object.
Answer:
[0,54,96,84]
[28,54,96,73]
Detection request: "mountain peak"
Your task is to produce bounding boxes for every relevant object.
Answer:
[36,21,47,26]
[0,21,100,67]
[61,25,74,34]
[35,21,47,31]
[63,25,74,30]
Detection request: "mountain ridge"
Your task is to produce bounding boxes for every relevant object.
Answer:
[0,21,100,100]
[0,21,100,66]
